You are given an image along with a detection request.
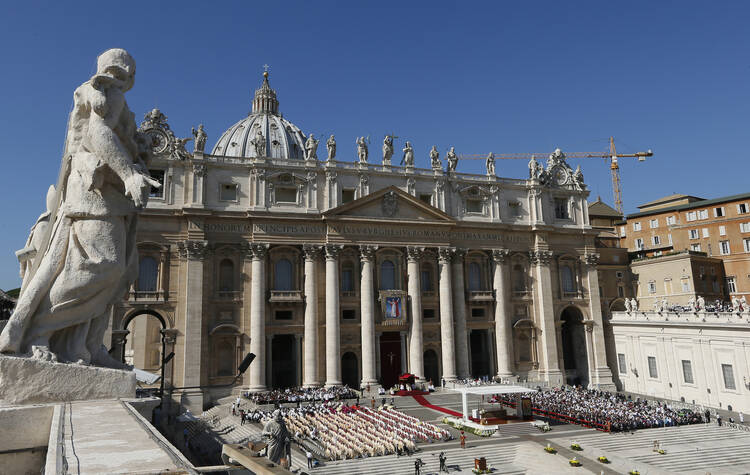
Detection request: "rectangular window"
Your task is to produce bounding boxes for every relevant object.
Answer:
[689,229,699,239]
[423,308,435,319]
[617,353,627,374]
[740,222,750,233]
[616,271,624,279]
[686,211,697,222]
[635,238,644,249]
[471,308,486,318]
[342,189,355,204]
[420,270,433,291]
[721,364,736,390]
[720,240,730,255]
[620,226,626,237]
[342,309,356,320]
[466,199,483,214]
[681,360,694,384]
[650,219,659,228]
[554,199,569,219]
[617,285,624,297]
[726,276,737,293]
[648,282,656,294]
[744,238,750,253]
[276,187,297,203]
[739,203,748,214]
[647,356,658,378]
[690,243,701,252]
[719,225,726,236]
[714,207,725,217]
[666,215,676,225]
[682,281,690,292]
[219,183,238,201]
[652,235,661,246]
[341,268,354,292]
[275,310,293,320]
[633,222,642,231]
[699,209,709,220]
[419,193,432,205]
[702,228,710,238]
[668,234,672,245]
[149,169,165,198]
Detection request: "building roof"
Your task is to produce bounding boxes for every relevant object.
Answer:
[637,193,704,211]
[626,192,750,219]
[0,288,17,303]
[211,72,307,159]
[588,197,622,218]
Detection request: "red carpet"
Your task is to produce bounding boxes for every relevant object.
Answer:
[396,390,429,396]
[412,395,463,418]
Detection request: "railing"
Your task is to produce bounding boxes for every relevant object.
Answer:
[611,310,749,326]
[269,290,304,302]
[495,400,610,432]
[340,290,358,299]
[724,422,750,432]
[468,290,494,302]
[128,290,164,302]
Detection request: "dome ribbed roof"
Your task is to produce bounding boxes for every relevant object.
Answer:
[211,72,306,159]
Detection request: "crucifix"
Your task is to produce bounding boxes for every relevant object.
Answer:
[387,352,396,366]
[263,64,270,74]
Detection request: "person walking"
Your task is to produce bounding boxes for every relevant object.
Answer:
[439,452,447,472]
[460,431,466,449]
[306,450,314,469]
[705,409,711,423]
[740,412,745,424]
[414,458,423,475]
[717,414,723,427]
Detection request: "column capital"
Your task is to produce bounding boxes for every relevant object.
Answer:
[438,246,455,263]
[178,240,209,260]
[359,244,378,262]
[303,244,323,261]
[325,243,344,260]
[406,246,425,262]
[247,242,269,260]
[192,163,207,177]
[451,247,467,262]
[491,248,510,263]
[582,252,600,268]
[529,249,553,266]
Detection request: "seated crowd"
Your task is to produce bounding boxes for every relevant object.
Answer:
[491,386,704,432]
[256,402,450,460]
[243,385,357,405]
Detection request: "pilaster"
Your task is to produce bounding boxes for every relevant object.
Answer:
[530,249,562,384]
[583,252,615,389]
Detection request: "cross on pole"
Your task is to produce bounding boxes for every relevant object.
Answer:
[263,64,270,74]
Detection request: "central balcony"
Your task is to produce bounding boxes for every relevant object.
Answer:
[467,290,494,302]
[269,290,304,303]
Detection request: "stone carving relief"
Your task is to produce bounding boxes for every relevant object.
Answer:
[406,177,416,196]
[381,191,398,217]
[359,244,378,262]
[178,240,210,260]
[528,250,553,266]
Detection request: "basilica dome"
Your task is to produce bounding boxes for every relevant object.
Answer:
[211,72,307,159]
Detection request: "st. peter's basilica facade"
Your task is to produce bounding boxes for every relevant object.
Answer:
[112,73,614,410]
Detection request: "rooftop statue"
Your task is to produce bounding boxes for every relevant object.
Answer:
[356,136,368,163]
[528,155,542,179]
[192,124,207,153]
[0,49,159,366]
[429,145,441,170]
[252,130,266,157]
[446,147,458,172]
[382,135,394,165]
[486,152,495,176]
[263,411,291,465]
[326,134,336,160]
[171,136,192,160]
[402,141,414,167]
[305,133,319,160]
[573,165,584,189]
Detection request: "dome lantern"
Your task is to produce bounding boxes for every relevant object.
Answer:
[252,71,279,115]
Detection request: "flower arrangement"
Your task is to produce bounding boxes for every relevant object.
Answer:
[569,457,582,467]
[657,449,666,455]
[629,471,641,475]
[472,469,491,474]
[544,444,557,454]
[570,442,582,451]
[598,456,609,463]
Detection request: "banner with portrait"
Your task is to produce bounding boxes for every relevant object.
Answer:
[379,290,407,326]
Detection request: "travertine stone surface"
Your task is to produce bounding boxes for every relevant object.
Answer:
[0,355,135,405]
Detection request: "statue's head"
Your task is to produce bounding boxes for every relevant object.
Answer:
[199,124,204,130]
[95,48,136,92]
[45,184,57,212]
[274,410,283,422]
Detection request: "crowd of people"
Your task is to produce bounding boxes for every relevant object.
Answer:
[252,402,450,461]
[243,386,357,405]
[491,386,705,432]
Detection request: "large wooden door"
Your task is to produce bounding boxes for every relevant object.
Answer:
[379,332,402,388]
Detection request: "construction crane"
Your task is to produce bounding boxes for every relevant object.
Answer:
[458,137,652,214]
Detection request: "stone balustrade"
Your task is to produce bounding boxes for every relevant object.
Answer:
[611,310,750,326]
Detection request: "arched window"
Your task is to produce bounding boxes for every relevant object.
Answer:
[421,264,433,292]
[512,264,526,293]
[561,265,576,293]
[381,260,395,290]
[137,256,158,292]
[274,258,293,290]
[341,261,354,292]
[468,262,482,291]
[219,259,235,291]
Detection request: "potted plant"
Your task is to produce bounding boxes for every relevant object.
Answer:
[657,449,666,455]
[598,456,610,463]
[570,442,582,451]
[544,444,557,454]
[569,457,582,467]
[629,470,641,475]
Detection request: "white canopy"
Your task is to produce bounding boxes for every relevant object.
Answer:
[451,385,535,419]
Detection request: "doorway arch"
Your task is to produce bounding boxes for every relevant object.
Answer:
[120,309,170,395]
[560,306,589,387]
[271,334,296,389]
[423,349,439,387]
[341,352,359,389]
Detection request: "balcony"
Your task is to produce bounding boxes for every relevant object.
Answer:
[269,290,304,303]
[467,290,494,302]
[128,290,165,302]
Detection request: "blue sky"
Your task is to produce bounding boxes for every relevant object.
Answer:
[0,1,748,290]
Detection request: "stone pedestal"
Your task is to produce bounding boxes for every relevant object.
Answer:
[0,355,136,405]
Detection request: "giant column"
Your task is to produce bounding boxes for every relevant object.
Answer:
[406,246,425,380]
[438,247,457,381]
[531,249,562,384]
[450,248,470,379]
[325,244,343,387]
[583,252,616,389]
[360,245,378,387]
[492,249,513,378]
[302,244,322,387]
[178,240,208,412]
[248,243,269,392]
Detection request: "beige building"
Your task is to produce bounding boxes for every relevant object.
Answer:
[112,73,615,411]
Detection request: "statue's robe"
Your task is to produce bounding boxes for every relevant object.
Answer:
[262,418,290,464]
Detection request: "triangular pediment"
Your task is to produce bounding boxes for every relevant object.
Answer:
[324,186,455,223]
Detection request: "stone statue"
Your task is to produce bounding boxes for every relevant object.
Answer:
[251,131,266,157]
[262,411,290,465]
[383,135,394,165]
[732,296,740,312]
[573,165,584,189]
[528,155,542,179]
[326,134,336,160]
[305,134,319,160]
[356,136,368,163]
[191,124,207,153]
[687,296,696,312]
[429,145,441,170]
[485,152,495,176]
[16,185,56,289]
[446,147,458,172]
[171,137,192,160]
[624,298,632,312]
[630,298,638,312]
[696,295,705,311]
[547,148,566,169]
[402,141,414,167]
[0,49,159,366]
